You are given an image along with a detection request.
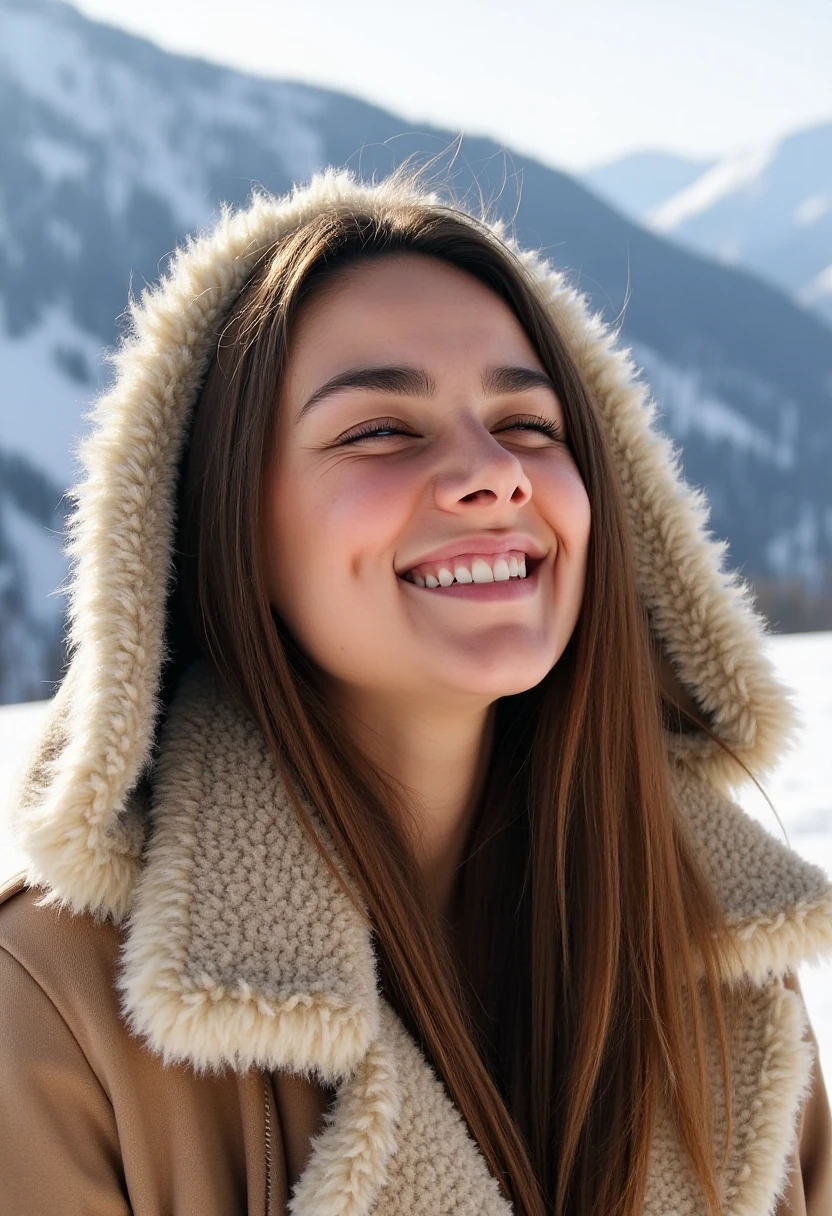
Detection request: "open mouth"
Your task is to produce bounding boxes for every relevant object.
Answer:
[399,549,543,589]
[398,552,545,599]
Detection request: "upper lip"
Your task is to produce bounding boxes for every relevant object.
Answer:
[396,533,549,575]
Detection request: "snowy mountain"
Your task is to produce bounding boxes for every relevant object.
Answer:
[2,0,832,702]
[583,150,716,223]
[582,125,832,328]
[0,450,66,702]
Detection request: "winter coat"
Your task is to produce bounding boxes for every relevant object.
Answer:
[2,168,832,1215]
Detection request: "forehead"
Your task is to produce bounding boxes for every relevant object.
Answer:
[285,253,539,375]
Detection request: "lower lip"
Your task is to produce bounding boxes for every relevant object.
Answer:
[399,559,544,601]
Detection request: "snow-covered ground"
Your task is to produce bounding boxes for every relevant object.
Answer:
[2,634,831,1087]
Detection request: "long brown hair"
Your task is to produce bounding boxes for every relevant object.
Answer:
[171,163,735,1215]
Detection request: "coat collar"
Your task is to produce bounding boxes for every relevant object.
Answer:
[114,656,832,1085]
[104,657,831,1216]
[116,657,510,1214]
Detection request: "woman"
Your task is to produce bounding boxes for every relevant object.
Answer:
[1,163,831,1215]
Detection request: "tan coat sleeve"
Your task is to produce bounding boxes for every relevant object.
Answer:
[0,941,131,1215]
[776,972,832,1216]
[0,876,267,1216]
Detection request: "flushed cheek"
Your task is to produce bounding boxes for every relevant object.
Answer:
[297,464,419,585]
[274,453,413,547]
[265,491,406,657]
[535,463,591,548]
[322,458,420,528]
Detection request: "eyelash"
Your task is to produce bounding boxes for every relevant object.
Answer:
[339,415,566,445]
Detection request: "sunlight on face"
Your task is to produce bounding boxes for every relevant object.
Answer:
[261,253,591,716]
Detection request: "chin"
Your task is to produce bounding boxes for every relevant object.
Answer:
[444,652,556,702]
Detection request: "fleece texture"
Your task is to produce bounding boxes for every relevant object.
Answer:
[9,167,832,1214]
[120,660,828,1215]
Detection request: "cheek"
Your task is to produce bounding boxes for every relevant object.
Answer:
[262,459,415,620]
[535,460,592,552]
[313,461,413,539]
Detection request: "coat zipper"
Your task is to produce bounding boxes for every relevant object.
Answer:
[263,1073,273,1216]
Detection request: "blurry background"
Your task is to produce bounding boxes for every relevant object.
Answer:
[0,0,830,1069]
[2,0,832,702]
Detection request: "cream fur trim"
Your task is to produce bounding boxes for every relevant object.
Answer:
[290,1011,402,1216]
[641,979,815,1216]
[359,1006,513,1215]
[668,760,832,983]
[108,661,831,1086]
[723,982,814,1216]
[724,894,832,985]
[116,660,381,1078]
[117,798,377,1077]
[10,661,145,921]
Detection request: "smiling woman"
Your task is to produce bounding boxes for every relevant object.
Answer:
[261,255,590,740]
[2,163,831,1216]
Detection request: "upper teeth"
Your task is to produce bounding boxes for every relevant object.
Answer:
[403,550,529,588]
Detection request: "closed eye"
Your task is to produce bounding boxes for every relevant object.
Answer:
[499,416,565,441]
[338,418,410,444]
[338,415,566,445]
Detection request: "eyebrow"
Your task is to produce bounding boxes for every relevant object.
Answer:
[296,363,559,423]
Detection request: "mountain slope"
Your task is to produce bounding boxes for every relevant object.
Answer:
[1,0,832,702]
[582,150,716,222]
[582,125,832,328]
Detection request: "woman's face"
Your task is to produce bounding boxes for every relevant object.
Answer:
[262,252,591,715]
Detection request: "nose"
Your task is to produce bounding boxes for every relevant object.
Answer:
[432,418,533,513]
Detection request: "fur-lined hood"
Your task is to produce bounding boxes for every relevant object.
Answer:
[9,168,832,1214]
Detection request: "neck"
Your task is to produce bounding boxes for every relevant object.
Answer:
[330,686,496,923]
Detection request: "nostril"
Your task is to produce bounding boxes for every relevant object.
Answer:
[460,489,499,504]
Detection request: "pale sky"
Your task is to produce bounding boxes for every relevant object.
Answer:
[71,0,831,172]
